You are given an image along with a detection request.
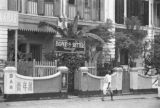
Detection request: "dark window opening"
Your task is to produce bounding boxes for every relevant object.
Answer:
[68,0,75,5]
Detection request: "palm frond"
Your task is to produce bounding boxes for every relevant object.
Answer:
[72,13,79,35]
[38,21,67,37]
[84,33,105,45]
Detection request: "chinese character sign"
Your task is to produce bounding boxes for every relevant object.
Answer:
[16,77,33,94]
[4,72,16,94]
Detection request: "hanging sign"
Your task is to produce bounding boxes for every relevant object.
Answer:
[55,39,85,53]
[0,10,18,28]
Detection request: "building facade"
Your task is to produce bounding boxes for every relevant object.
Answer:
[0,0,159,66]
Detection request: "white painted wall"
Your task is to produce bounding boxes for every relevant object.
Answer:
[0,0,7,10]
[0,28,8,60]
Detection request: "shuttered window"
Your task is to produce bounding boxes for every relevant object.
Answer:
[8,0,22,12]
[27,0,38,14]
[115,0,124,24]
[44,0,54,16]
[37,0,44,15]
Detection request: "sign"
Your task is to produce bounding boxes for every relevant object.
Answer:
[55,39,85,53]
[16,77,33,94]
[0,10,18,28]
[5,72,16,94]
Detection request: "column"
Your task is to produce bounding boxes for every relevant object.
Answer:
[103,0,109,21]
[104,0,115,59]
[148,0,154,40]
[59,0,63,18]
[62,0,68,18]
[15,30,18,68]
[124,0,127,24]
[0,28,8,60]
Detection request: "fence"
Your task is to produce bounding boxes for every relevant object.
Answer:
[33,59,57,77]
[6,60,58,77]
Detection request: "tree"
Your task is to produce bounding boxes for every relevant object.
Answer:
[115,16,147,67]
[39,14,113,66]
[144,36,160,75]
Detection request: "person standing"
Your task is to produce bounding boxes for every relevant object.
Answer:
[101,70,113,101]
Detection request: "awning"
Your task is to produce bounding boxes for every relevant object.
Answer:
[18,22,56,33]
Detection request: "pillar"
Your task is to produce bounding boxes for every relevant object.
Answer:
[62,0,68,18]
[124,0,127,24]
[103,0,115,59]
[148,0,154,41]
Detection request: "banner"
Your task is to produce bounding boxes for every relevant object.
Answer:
[55,39,85,53]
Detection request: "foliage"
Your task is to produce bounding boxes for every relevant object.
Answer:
[144,36,160,74]
[115,16,147,64]
[39,14,113,67]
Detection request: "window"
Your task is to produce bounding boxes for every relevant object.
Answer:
[27,0,38,14]
[85,0,89,8]
[30,44,42,61]
[68,0,75,5]
[8,0,22,12]
[45,0,54,16]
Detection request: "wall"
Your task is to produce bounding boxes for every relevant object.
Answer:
[75,67,123,92]
[0,28,8,60]
[130,67,158,90]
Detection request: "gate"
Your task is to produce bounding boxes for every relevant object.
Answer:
[122,65,130,94]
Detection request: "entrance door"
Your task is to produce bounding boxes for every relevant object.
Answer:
[30,44,41,61]
[122,66,130,94]
[120,49,128,65]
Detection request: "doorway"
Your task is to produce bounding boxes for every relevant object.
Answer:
[120,49,130,94]
[120,49,128,65]
[30,44,42,61]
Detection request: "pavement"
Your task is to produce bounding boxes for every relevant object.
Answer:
[0,93,158,103]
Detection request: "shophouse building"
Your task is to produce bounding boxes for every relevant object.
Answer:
[0,0,159,68]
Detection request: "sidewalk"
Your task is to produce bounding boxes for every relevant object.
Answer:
[67,94,158,102]
[0,93,158,103]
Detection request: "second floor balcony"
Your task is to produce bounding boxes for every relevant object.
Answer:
[8,0,104,22]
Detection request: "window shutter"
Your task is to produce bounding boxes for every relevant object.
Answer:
[8,0,17,11]
[37,0,44,15]
[54,0,60,17]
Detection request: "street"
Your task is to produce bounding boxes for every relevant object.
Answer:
[0,94,159,108]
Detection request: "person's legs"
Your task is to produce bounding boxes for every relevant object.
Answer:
[109,89,113,101]
[101,86,107,101]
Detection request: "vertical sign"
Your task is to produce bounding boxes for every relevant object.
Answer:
[4,72,16,94]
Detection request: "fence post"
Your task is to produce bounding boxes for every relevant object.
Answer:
[58,66,68,98]
[3,67,17,95]
[33,59,35,77]
[158,74,160,98]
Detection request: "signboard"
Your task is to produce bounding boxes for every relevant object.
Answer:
[55,39,85,53]
[4,72,16,94]
[0,10,18,28]
[15,77,33,94]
